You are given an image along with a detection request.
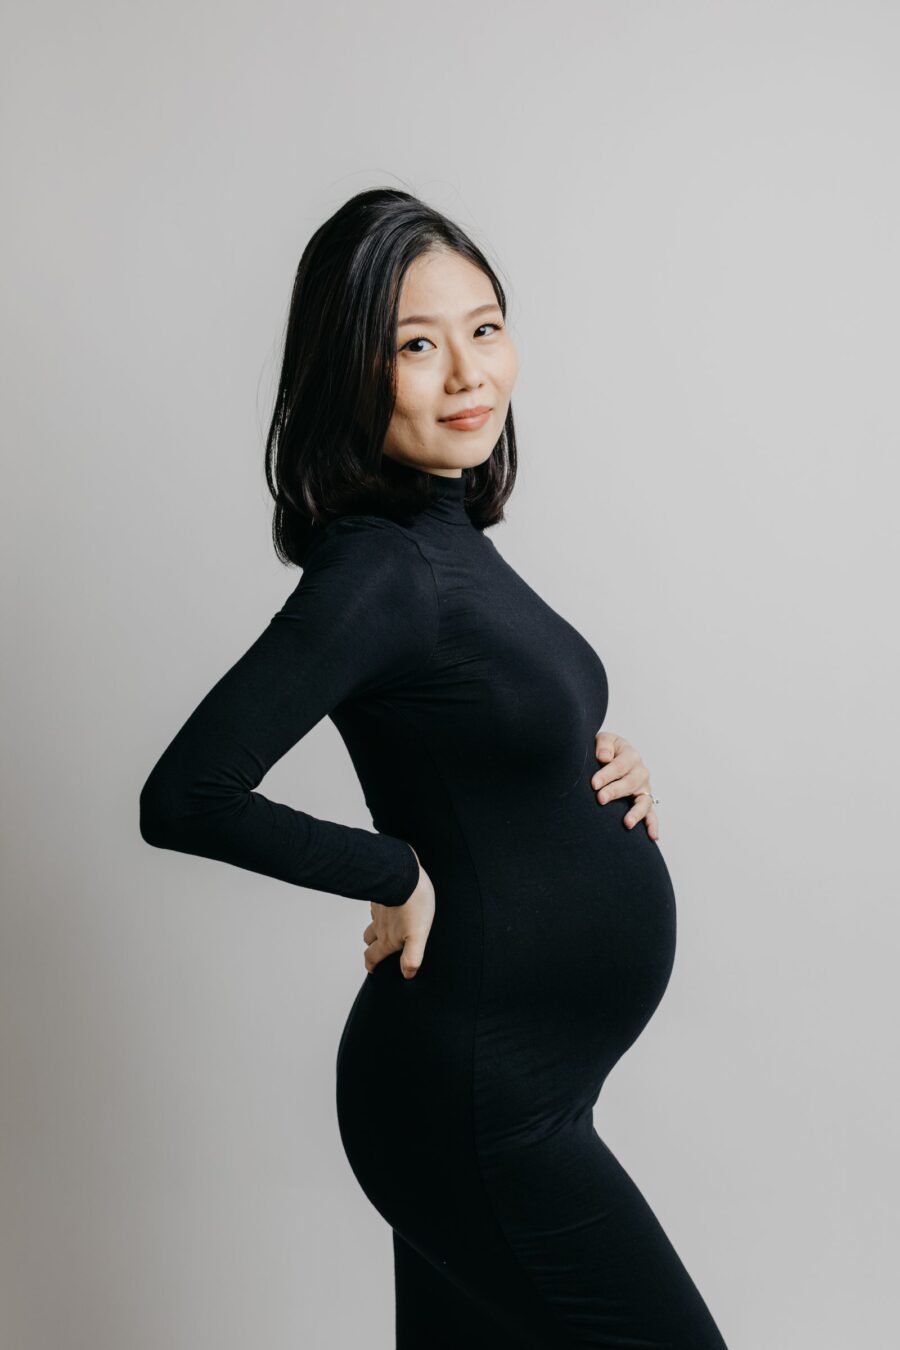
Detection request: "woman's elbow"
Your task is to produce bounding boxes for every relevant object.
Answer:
[139,761,245,851]
[139,768,190,848]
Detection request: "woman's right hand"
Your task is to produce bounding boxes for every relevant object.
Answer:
[362,848,435,980]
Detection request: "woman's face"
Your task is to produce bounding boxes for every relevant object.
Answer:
[383,249,518,478]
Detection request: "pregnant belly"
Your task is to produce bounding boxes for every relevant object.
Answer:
[339,793,678,1163]
[473,792,678,1121]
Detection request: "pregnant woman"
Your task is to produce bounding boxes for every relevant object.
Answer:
[140,189,729,1348]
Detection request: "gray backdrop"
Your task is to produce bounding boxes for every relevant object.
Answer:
[2,2,897,1347]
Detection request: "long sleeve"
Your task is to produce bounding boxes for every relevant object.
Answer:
[139,516,438,905]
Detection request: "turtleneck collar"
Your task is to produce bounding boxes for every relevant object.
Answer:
[425,471,466,496]
[421,470,472,525]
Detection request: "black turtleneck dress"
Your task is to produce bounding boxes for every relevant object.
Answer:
[140,471,729,1349]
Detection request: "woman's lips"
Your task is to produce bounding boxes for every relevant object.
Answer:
[439,408,492,430]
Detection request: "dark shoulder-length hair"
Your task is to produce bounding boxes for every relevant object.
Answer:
[264,188,517,567]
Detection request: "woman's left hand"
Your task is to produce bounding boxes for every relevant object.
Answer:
[591,731,659,841]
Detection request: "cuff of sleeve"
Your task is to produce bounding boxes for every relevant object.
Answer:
[377,838,420,907]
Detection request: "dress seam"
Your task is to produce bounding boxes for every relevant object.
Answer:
[368,520,443,675]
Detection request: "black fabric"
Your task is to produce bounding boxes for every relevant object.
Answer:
[140,470,729,1347]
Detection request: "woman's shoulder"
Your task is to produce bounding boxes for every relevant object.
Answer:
[287,513,436,619]
[304,512,424,570]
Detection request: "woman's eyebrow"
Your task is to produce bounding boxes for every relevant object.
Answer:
[397,302,501,328]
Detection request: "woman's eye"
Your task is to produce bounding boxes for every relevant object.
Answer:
[401,336,435,354]
[400,322,503,353]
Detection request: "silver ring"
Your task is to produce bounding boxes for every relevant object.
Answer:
[635,791,660,805]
